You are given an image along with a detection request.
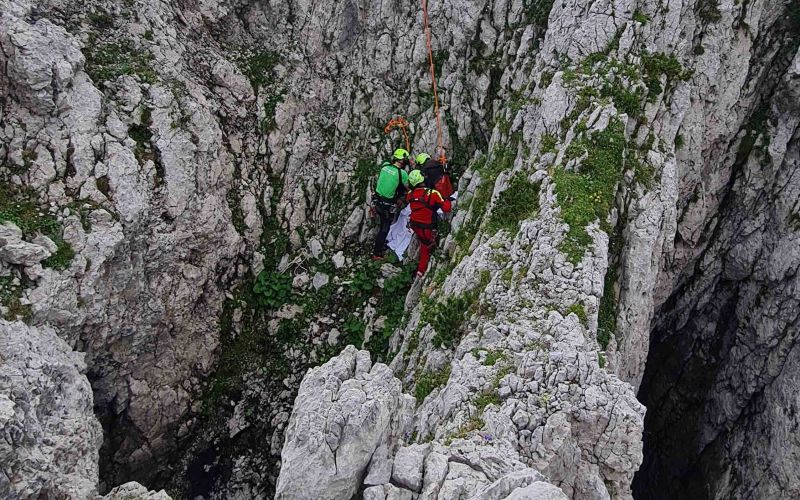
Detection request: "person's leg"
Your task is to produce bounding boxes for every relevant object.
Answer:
[373,205,392,257]
[415,228,435,275]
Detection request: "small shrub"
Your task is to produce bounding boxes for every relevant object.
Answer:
[641,52,690,99]
[486,172,541,235]
[483,349,508,366]
[633,9,649,24]
[540,133,558,154]
[43,242,75,271]
[598,352,607,368]
[241,50,281,94]
[414,365,451,404]
[697,0,722,23]
[553,119,627,263]
[428,294,473,348]
[252,271,292,310]
[524,0,556,27]
[539,71,554,89]
[538,392,552,407]
[565,303,588,326]
[343,316,366,347]
[474,391,502,411]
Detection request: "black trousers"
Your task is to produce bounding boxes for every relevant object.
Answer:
[372,202,395,257]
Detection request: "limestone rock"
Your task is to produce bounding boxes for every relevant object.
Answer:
[275,346,415,500]
[99,482,172,499]
[0,320,102,499]
[0,241,51,266]
[391,444,429,492]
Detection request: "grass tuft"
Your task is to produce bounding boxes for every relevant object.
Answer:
[553,119,627,264]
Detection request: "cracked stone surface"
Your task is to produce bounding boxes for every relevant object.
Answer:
[0,320,102,498]
[275,346,415,500]
[1,0,798,497]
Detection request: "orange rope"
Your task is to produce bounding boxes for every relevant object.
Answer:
[384,117,411,152]
[421,0,447,165]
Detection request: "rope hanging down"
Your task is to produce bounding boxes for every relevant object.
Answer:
[384,117,411,152]
[421,0,447,165]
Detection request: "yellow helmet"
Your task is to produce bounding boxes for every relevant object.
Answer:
[408,169,425,187]
[393,148,410,161]
[415,152,431,165]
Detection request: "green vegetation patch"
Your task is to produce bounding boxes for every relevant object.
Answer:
[553,119,627,264]
[252,271,292,310]
[0,184,74,271]
[641,51,692,100]
[633,9,650,24]
[366,264,415,361]
[454,148,515,257]
[241,50,281,93]
[697,0,722,23]
[426,293,475,348]
[414,365,451,404]
[598,231,622,349]
[474,390,501,412]
[472,348,508,366]
[523,0,556,27]
[83,39,156,84]
[0,276,31,321]
[565,302,588,326]
[424,271,491,349]
[486,172,540,235]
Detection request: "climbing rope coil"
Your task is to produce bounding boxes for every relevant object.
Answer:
[385,0,448,165]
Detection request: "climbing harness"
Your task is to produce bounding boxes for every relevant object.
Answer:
[408,187,444,229]
[421,0,447,165]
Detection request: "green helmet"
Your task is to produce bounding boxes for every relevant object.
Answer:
[415,152,431,165]
[408,169,425,187]
[393,148,410,161]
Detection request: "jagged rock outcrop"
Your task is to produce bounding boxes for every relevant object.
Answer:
[1,0,798,497]
[280,347,570,500]
[99,481,172,500]
[0,320,102,498]
[634,16,800,498]
[276,345,415,500]
[0,0,251,487]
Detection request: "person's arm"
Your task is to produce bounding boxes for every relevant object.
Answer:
[431,191,452,213]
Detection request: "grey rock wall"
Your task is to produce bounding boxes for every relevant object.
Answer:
[0,320,102,498]
[0,0,798,497]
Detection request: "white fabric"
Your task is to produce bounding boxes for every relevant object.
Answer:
[387,205,412,260]
[386,192,458,261]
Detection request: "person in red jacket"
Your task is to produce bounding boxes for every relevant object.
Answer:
[406,169,452,278]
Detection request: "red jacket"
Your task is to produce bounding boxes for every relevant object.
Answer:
[406,187,452,227]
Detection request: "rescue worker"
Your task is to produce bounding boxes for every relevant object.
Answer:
[371,148,411,260]
[406,169,453,277]
[418,153,454,198]
[415,152,431,168]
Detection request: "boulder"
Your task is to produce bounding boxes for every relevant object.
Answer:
[276,346,415,500]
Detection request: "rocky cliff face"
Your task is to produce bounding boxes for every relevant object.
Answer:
[1,0,798,498]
